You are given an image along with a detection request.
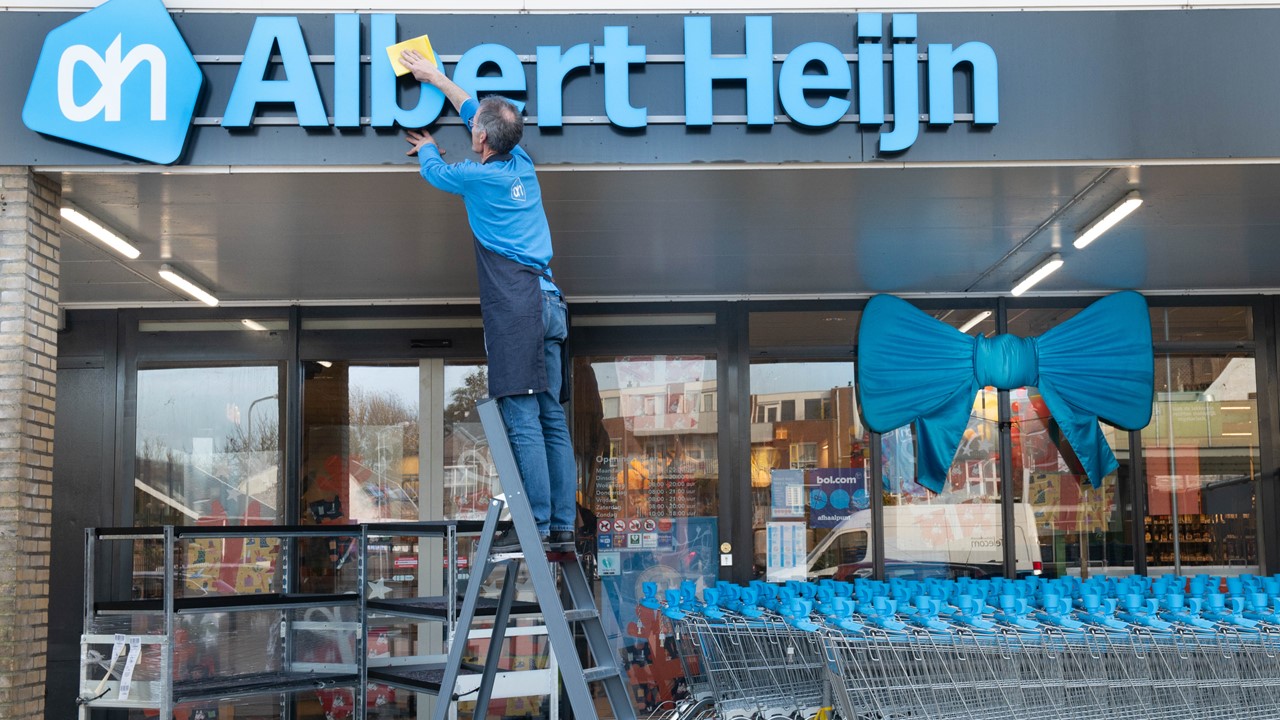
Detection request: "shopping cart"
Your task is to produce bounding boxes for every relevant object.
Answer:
[667,573,1280,720]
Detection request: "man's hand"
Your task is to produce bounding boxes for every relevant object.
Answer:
[398,49,472,114]
[405,129,444,157]
[400,49,445,86]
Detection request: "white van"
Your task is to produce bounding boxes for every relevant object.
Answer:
[806,503,1043,580]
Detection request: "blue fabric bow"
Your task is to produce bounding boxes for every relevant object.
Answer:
[857,291,1154,493]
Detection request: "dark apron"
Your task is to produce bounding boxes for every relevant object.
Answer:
[474,240,560,399]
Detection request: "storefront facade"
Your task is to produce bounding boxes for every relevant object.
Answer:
[5,0,1280,717]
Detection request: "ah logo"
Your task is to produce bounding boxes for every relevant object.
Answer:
[22,0,203,164]
[510,179,527,202]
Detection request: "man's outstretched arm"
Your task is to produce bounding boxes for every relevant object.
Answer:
[400,49,471,114]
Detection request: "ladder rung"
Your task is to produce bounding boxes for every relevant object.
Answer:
[563,608,599,622]
[582,665,622,683]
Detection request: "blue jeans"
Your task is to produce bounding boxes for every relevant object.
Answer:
[497,291,576,535]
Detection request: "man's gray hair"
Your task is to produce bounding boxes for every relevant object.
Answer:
[474,96,523,154]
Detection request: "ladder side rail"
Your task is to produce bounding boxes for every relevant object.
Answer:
[163,526,175,720]
[430,499,507,720]
[558,558,635,717]
[471,561,521,720]
[358,528,370,717]
[475,400,603,720]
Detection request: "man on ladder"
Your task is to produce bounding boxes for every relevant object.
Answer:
[401,48,577,555]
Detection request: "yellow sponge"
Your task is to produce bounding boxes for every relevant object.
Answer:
[387,35,437,77]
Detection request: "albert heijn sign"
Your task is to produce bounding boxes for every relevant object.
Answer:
[22,0,999,165]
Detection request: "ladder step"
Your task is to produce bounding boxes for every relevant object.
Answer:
[582,665,623,683]
[563,608,599,622]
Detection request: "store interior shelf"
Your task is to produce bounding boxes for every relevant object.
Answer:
[171,671,359,704]
[365,520,505,537]
[366,662,475,695]
[95,525,363,540]
[366,595,539,620]
[174,524,363,538]
[95,592,360,615]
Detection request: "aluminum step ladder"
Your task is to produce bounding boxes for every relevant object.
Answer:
[430,399,637,720]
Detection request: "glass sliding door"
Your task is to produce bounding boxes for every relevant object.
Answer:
[300,361,421,525]
[574,354,719,715]
[1143,353,1259,575]
[1141,305,1258,576]
[298,355,556,719]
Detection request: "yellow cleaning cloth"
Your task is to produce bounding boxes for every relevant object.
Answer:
[387,35,437,77]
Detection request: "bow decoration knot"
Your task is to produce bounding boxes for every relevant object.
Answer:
[857,291,1154,493]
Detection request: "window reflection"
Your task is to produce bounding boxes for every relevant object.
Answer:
[1142,354,1259,574]
[1013,387,1133,578]
[574,354,718,716]
[134,365,283,526]
[880,388,1010,580]
[747,361,869,582]
[443,363,496,520]
[301,362,420,524]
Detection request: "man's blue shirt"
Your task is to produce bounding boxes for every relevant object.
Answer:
[418,98,558,292]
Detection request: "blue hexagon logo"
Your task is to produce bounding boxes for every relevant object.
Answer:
[22,0,203,164]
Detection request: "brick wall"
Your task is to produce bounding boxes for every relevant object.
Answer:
[0,167,59,720]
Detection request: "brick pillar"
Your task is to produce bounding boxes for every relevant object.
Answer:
[0,167,59,720]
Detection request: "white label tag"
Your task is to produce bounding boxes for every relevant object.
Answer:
[118,636,142,700]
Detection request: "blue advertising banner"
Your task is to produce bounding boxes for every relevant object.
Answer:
[807,468,867,528]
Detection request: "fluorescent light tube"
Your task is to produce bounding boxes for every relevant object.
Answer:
[958,311,993,334]
[316,361,333,368]
[1073,191,1143,249]
[60,204,141,259]
[1011,254,1064,297]
[159,264,219,306]
[241,319,268,332]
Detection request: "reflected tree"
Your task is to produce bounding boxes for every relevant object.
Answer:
[445,367,488,424]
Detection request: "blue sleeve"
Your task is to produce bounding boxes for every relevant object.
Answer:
[460,98,479,131]
[418,145,471,195]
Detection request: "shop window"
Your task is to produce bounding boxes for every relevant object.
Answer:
[748,360,868,583]
[1141,353,1259,574]
[879,387,1009,580]
[300,362,421,525]
[1013,387,1134,579]
[573,354,718,717]
[134,364,284,527]
[813,529,869,573]
[132,365,285,609]
[442,362,497,521]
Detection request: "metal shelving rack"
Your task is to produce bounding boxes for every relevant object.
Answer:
[78,524,365,719]
[77,519,553,719]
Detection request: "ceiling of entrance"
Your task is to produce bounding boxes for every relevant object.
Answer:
[53,162,1280,307]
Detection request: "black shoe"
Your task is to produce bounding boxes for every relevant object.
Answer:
[546,530,576,553]
[489,529,523,555]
